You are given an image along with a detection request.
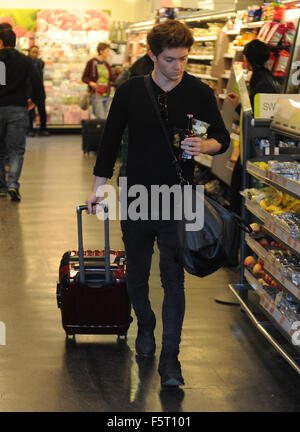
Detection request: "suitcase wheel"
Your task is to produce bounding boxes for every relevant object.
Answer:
[117,333,127,343]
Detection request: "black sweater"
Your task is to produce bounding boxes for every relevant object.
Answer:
[236,66,281,115]
[94,72,230,188]
[0,48,43,107]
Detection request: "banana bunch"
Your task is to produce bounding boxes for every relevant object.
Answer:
[259,188,300,214]
[253,161,269,170]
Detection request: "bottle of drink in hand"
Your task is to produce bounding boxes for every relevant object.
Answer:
[180,114,195,161]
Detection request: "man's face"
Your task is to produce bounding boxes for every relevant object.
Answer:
[30,47,39,60]
[151,46,189,82]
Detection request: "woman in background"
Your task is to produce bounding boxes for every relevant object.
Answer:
[82,42,115,120]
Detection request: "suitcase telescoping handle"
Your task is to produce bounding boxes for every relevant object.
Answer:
[76,204,111,286]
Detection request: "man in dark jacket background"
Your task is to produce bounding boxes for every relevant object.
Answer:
[27,45,49,137]
[0,27,43,201]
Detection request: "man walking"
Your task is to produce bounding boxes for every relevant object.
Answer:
[27,45,49,137]
[0,28,43,201]
[86,20,230,387]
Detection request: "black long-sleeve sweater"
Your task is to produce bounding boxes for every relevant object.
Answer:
[94,72,230,188]
[0,48,43,107]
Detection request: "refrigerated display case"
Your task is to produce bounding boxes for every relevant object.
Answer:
[229,95,300,376]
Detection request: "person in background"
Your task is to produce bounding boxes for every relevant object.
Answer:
[128,49,154,79]
[226,39,281,114]
[27,45,49,137]
[86,20,230,387]
[82,43,115,120]
[0,28,43,201]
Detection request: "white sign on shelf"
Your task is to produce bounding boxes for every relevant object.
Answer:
[254,93,300,119]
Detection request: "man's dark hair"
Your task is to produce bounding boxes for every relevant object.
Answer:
[147,20,194,57]
[29,45,39,51]
[0,22,13,31]
[0,29,16,48]
[243,39,270,67]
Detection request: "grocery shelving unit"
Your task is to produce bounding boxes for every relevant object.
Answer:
[229,98,300,375]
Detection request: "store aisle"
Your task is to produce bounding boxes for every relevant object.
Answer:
[0,135,300,412]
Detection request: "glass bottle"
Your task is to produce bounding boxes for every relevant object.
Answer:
[180,114,195,161]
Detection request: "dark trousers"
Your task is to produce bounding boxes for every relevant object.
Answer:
[0,106,28,192]
[121,219,185,353]
[28,98,47,131]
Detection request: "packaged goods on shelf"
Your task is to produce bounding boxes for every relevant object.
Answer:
[34,29,109,126]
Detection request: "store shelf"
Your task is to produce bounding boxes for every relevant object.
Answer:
[264,260,300,301]
[194,36,218,42]
[241,21,267,29]
[264,218,300,256]
[244,197,300,255]
[191,73,218,81]
[271,124,300,142]
[244,268,300,352]
[245,233,268,260]
[245,234,300,300]
[225,30,240,35]
[244,197,267,222]
[194,154,213,168]
[244,268,265,296]
[259,294,299,346]
[188,55,214,60]
[221,73,231,79]
[247,161,300,200]
[229,284,300,374]
[224,53,235,59]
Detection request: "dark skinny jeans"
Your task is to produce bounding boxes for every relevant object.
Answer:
[121,218,185,353]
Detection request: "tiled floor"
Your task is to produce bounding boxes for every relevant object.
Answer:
[0,134,299,412]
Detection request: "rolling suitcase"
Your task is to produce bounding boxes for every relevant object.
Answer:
[81,119,106,153]
[57,204,132,340]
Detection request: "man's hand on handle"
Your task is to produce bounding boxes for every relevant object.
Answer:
[86,176,107,214]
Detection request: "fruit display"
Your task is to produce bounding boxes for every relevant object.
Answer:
[248,222,300,286]
[244,253,281,292]
[245,186,300,214]
[244,249,300,322]
[253,160,300,182]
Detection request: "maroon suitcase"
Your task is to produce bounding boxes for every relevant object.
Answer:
[56,204,132,340]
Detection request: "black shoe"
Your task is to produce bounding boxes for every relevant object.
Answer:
[135,314,156,357]
[0,191,7,198]
[8,187,21,202]
[158,352,184,387]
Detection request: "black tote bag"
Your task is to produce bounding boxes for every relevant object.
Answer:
[144,75,251,277]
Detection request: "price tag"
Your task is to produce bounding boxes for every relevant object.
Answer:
[282,177,287,188]
[270,306,275,314]
[280,316,285,325]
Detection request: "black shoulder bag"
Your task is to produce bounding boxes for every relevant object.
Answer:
[144,75,251,277]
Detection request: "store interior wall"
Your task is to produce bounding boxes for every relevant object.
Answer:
[5,0,267,23]
[6,0,142,22]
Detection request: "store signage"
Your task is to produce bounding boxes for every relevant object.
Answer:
[254,93,300,119]
[0,61,5,85]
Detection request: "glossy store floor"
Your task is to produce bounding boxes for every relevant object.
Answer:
[0,135,300,412]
